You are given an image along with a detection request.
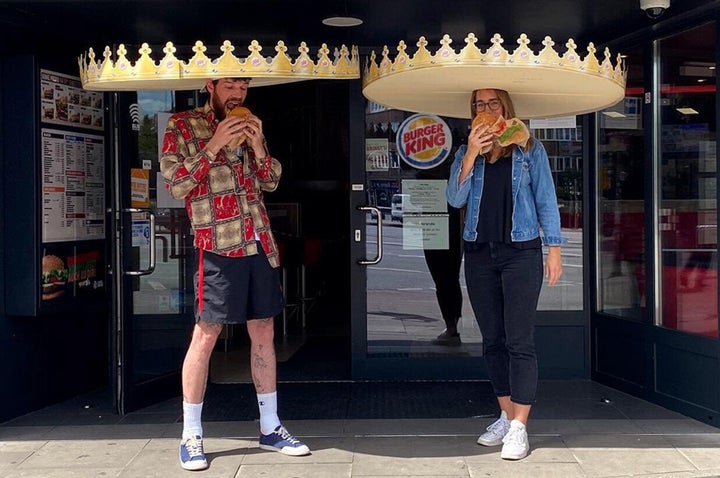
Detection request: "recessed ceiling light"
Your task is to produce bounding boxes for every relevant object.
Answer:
[602,111,626,118]
[676,107,699,115]
[322,16,363,27]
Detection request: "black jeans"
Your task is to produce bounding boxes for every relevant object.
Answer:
[423,205,464,328]
[465,242,543,405]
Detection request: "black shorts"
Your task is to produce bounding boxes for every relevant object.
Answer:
[194,248,285,324]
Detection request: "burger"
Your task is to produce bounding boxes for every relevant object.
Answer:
[42,254,67,300]
[226,106,258,148]
[471,112,530,152]
[471,111,506,134]
[472,112,507,153]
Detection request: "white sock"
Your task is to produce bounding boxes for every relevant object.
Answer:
[257,392,281,435]
[182,401,203,439]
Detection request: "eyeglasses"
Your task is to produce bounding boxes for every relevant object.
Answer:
[472,99,502,112]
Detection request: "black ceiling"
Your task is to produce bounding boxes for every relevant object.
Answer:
[0,0,717,58]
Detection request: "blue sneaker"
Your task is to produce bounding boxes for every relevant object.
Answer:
[179,435,208,471]
[259,425,311,456]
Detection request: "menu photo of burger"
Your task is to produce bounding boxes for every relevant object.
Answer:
[41,254,68,301]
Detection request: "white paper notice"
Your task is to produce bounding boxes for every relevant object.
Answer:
[402,215,450,250]
[400,179,448,214]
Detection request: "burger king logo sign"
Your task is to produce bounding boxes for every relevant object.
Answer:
[396,114,452,170]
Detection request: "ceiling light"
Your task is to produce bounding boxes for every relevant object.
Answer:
[322,16,363,27]
[602,111,627,118]
[676,107,699,115]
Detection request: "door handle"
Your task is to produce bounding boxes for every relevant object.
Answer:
[358,206,383,265]
[123,208,156,276]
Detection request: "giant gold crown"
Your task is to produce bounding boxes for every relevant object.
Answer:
[79,40,360,91]
[362,33,627,119]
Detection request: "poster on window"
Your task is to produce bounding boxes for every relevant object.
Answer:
[366,138,389,171]
[40,69,104,130]
[40,243,105,302]
[41,129,105,242]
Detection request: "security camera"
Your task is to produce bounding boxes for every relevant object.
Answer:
[640,0,670,19]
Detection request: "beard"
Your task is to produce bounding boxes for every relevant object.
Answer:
[211,94,244,121]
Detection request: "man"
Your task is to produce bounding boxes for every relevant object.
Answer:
[161,77,310,471]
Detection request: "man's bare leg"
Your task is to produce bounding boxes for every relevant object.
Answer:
[249,317,310,455]
[179,320,223,470]
[247,317,277,393]
[182,321,223,403]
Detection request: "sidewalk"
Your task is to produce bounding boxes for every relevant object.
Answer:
[1,381,719,477]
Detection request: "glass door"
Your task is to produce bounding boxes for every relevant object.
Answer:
[352,105,486,379]
[111,90,196,413]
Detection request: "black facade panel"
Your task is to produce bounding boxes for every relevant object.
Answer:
[594,324,646,387]
[2,56,39,315]
[0,55,109,423]
[655,343,719,412]
[536,325,587,378]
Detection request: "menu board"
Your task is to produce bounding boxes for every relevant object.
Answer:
[40,69,104,130]
[41,128,105,242]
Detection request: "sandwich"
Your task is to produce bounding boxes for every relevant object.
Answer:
[42,254,67,300]
[226,106,257,148]
[471,112,530,152]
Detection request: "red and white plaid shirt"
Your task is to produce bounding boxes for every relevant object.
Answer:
[160,104,282,268]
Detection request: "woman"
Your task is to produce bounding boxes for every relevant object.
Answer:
[446,88,565,460]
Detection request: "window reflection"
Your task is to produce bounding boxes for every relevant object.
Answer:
[597,46,646,320]
[659,23,717,338]
[533,122,584,311]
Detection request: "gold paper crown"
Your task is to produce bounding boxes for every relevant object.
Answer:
[79,40,360,91]
[362,33,627,119]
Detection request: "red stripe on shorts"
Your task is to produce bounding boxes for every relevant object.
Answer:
[198,248,204,315]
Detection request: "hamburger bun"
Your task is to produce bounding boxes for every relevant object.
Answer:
[42,254,67,300]
[471,111,499,131]
[227,106,255,148]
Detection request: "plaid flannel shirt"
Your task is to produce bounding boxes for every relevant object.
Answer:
[160,104,282,268]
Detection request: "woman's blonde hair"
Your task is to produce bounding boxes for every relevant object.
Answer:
[470,88,533,154]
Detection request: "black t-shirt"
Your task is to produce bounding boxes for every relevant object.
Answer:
[472,156,541,250]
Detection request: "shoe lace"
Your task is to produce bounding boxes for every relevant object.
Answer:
[486,417,508,435]
[277,426,301,445]
[502,426,526,446]
[184,436,204,458]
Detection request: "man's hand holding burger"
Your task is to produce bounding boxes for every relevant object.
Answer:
[205,106,266,160]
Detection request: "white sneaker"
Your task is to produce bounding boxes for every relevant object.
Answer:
[476,410,510,446]
[500,420,530,460]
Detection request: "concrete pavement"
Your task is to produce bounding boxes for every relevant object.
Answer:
[1,381,719,477]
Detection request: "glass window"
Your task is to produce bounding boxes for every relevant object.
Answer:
[364,105,483,357]
[658,23,717,338]
[533,120,584,311]
[597,46,646,320]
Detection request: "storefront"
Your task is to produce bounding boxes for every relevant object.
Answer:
[0,0,718,426]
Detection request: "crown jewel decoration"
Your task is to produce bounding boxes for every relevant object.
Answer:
[79,40,360,91]
[362,33,627,119]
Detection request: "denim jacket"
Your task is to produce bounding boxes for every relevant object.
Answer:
[446,139,567,246]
